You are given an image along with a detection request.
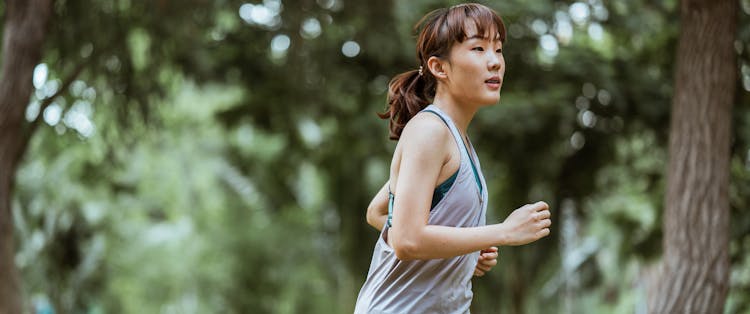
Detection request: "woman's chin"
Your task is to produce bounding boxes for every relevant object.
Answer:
[479,95,501,106]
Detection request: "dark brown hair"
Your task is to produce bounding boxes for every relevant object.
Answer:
[379,3,506,140]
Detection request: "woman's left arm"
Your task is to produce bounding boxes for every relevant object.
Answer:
[366,181,390,231]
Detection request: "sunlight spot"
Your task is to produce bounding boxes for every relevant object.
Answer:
[83,87,97,101]
[580,110,597,128]
[587,23,604,41]
[582,82,597,99]
[26,101,40,121]
[317,0,335,9]
[106,56,121,72]
[239,1,282,28]
[298,118,322,147]
[211,30,226,41]
[264,0,282,13]
[554,12,573,45]
[80,43,94,58]
[592,4,609,21]
[539,34,559,56]
[30,231,45,253]
[316,0,342,11]
[63,100,95,138]
[301,17,322,39]
[342,40,360,57]
[43,103,62,126]
[569,2,590,25]
[575,96,590,110]
[321,14,333,25]
[42,80,60,98]
[70,80,87,97]
[271,34,292,54]
[570,131,585,150]
[597,89,612,106]
[531,19,548,36]
[250,5,272,24]
[33,64,48,90]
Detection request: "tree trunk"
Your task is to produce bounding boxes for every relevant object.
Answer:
[648,0,737,313]
[0,0,53,313]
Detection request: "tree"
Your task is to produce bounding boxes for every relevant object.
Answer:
[648,0,738,312]
[3,0,749,312]
[0,1,53,312]
[0,0,227,311]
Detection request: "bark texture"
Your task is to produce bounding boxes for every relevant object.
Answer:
[648,0,738,312]
[0,0,53,313]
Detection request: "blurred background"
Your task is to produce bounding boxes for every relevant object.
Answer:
[2,0,749,313]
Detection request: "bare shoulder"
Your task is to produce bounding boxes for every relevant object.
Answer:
[399,112,452,157]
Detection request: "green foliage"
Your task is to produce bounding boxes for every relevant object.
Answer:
[7,0,750,313]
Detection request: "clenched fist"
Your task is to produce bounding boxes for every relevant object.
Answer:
[500,201,551,246]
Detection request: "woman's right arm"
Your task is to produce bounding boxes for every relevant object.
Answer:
[366,181,390,231]
[388,115,552,261]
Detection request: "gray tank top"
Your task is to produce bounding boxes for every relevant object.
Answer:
[355,105,489,314]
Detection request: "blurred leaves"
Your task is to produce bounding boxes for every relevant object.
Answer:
[7,0,750,313]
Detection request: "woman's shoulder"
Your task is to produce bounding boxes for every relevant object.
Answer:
[398,112,453,154]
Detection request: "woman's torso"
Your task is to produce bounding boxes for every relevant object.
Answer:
[354,105,488,314]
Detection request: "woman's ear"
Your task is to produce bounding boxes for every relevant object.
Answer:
[427,56,448,80]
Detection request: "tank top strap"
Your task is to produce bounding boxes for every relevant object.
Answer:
[421,105,469,158]
[421,105,483,194]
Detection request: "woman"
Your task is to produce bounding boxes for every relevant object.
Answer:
[354,3,552,313]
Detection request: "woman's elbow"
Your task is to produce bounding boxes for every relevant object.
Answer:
[391,235,420,261]
[365,207,381,229]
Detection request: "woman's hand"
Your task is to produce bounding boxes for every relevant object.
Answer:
[366,182,391,231]
[500,201,551,246]
[473,246,498,277]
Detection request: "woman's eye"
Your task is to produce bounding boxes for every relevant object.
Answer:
[496,49,503,54]
[472,47,484,51]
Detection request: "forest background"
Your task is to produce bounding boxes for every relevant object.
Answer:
[0,0,748,313]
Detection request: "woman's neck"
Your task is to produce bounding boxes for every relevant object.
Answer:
[432,95,478,137]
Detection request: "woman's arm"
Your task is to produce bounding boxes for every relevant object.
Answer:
[388,115,551,261]
[366,181,390,231]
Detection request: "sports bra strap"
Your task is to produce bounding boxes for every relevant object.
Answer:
[422,109,483,194]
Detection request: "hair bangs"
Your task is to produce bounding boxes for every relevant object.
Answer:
[444,3,506,44]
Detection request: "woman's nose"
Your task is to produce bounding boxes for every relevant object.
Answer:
[487,53,501,71]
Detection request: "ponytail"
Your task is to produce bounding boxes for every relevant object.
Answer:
[378,3,505,141]
[378,69,436,140]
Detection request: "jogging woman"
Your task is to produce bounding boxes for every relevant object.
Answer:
[354,4,552,313]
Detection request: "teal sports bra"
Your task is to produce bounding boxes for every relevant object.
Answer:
[385,109,482,228]
[386,170,457,228]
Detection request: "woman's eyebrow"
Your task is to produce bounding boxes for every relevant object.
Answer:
[465,33,501,41]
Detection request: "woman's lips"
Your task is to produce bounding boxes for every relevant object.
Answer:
[485,77,501,90]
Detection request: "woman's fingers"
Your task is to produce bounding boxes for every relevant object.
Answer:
[474,247,499,277]
[474,268,485,277]
[536,210,551,220]
[476,260,494,272]
[537,228,551,238]
[540,218,551,228]
[481,251,498,260]
[482,246,498,253]
[478,259,496,270]
[531,201,549,211]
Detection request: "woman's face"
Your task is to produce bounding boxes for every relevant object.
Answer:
[441,24,505,108]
